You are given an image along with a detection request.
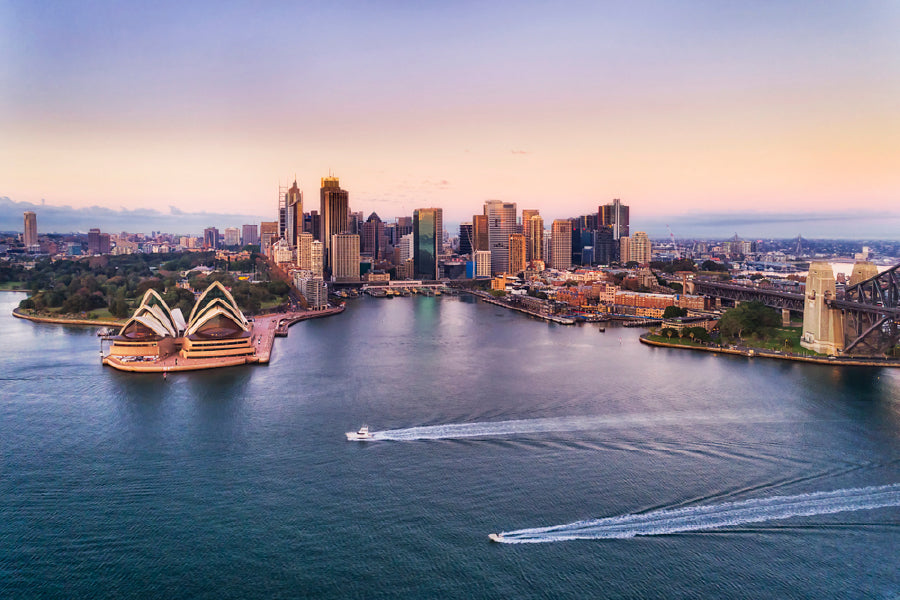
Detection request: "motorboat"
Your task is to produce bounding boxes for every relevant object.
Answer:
[346,425,375,441]
[488,533,504,543]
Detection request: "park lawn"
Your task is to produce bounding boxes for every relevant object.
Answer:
[259,297,289,312]
[645,333,707,347]
[0,281,28,290]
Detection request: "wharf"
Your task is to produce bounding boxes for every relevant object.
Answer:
[102,306,344,373]
[467,291,575,325]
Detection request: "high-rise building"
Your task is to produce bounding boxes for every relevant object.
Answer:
[203,227,219,249]
[224,227,240,246]
[362,213,385,259]
[523,211,543,263]
[241,224,259,247]
[599,198,630,240]
[330,233,360,282]
[508,233,526,275]
[595,226,616,265]
[320,176,349,268]
[88,228,101,255]
[458,222,473,256]
[310,240,324,278]
[23,212,37,248]
[297,232,314,270]
[284,179,302,247]
[260,221,278,256]
[472,214,489,251]
[398,233,414,264]
[550,220,572,271]
[99,233,110,254]
[627,231,651,265]
[474,250,492,277]
[484,200,516,275]
[413,208,443,280]
[619,236,631,264]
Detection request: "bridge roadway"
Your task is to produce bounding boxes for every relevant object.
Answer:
[695,279,900,317]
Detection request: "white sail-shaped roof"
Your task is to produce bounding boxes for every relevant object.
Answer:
[117,288,182,338]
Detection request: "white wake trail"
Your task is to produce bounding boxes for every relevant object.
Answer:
[372,410,785,442]
[493,484,900,543]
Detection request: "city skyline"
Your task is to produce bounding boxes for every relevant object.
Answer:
[2,3,899,238]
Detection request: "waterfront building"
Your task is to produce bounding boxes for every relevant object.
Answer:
[484,200,516,275]
[599,198,630,239]
[241,224,258,247]
[509,233,526,275]
[320,176,349,268]
[293,276,329,310]
[550,220,572,271]
[331,233,360,282]
[203,227,219,250]
[297,232,314,270]
[23,211,37,248]
[181,281,253,359]
[224,227,241,247]
[413,208,443,280]
[474,250,492,277]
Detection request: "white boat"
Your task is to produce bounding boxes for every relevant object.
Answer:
[346,425,375,441]
[488,533,504,543]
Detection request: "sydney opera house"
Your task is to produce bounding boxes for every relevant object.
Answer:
[106,281,255,364]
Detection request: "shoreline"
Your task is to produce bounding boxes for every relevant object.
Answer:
[639,335,900,368]
[13,307,123,327]
[466,290,576,325]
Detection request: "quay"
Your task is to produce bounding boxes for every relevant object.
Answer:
[467,290,576,325]
[639,334,900,368]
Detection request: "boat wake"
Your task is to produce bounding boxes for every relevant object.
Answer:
[372,410,786,442]
[491,484,900,543]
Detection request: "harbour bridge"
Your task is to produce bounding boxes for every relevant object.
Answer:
[692,262,900,357]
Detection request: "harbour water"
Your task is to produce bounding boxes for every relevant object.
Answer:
[1,291,898,598]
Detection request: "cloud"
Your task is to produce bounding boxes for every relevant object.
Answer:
[0,197,268,235]
[639,210,900,240]
[511,149,530,155]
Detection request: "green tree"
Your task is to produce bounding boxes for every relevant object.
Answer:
[663,306,688,319]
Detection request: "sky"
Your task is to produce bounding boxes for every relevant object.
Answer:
[1,1,899,237]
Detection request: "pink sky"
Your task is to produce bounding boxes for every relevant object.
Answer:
[2,2,899,233]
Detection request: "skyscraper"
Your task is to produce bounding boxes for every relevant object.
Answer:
[88,228,102,255]
[224,227,241,247]
[297,232,314,270]
[203,227,219,249]
[330,233,360,282]
[285,179,302,247]
[260,221,278,255]
[484,200,516,275]
[599,198,630,239]
[23,211,37,248]
[241,224,258,247]
[472,214,489,252]
[458,222,473,256]
[627,231,651,265]
[550,220,572,271]
[310,240,324,278]
[413,208,443,280]
[362,213,385,259]
[508,233,526,275]
[320,176,349,268]
[521,209,540,262]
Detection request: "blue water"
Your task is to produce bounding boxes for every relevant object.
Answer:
[1,292,899,598]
